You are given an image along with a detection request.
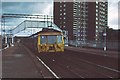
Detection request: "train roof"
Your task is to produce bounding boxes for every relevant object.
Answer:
[40,28,61,32]
[30,28,62,37]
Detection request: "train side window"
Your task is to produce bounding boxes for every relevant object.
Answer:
[40,36,46,44]
[57,35,62,43]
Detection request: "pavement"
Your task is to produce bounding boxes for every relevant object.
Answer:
[65,46,119,58]
[2,43,54,78]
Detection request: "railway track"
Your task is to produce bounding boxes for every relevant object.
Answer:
[22,42,119,78]
[35,50,119,78]
[64,49,119,70]
[37,53,82,78]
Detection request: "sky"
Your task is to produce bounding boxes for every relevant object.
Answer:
[1,1,54,36]
[108,0,119,30]
[1,0,120,34]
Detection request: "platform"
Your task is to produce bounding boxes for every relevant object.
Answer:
[2,43,54,78]
[65,46,119,58]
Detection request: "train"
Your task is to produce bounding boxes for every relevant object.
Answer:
[37,28,64,52]
[20,28,64,53]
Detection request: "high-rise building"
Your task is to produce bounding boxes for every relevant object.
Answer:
[54,1,74,40]
[54,0,108,44]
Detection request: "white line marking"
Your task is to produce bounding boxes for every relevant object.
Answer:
[69,69,84,78]
[97,64,120,73]
[36,56,59,79]
[80,59,120,73]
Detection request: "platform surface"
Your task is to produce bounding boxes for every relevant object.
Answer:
[2,43,54,78]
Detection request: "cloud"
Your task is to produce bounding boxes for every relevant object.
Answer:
[2,2,26,13]
[118,2,120,29]
[43,3,53,15]
[28,2,53,15]
[2,1,120,30]
[2,2,53,30]
[2,0,53,2]
[2,2,53,15]
[108,0,119,29]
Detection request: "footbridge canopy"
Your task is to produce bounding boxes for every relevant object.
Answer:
[1,14,62,37]
[12,20,62,37]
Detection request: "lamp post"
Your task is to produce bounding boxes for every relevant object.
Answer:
[103,27,107,51]
[75,34,78,47]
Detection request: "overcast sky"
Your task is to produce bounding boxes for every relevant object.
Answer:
[108,0,119,30]
[1,0,120,30]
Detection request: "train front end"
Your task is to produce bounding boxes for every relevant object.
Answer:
[37,31,64,53]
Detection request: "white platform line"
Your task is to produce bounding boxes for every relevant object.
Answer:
[97,64,120,73]
[81,59,120,73]
[36,56,59,79]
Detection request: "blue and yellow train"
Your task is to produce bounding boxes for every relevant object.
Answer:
[37,28,64,52]
[20,28,64,53]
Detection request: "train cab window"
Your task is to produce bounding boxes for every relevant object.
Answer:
[47,36,56,44]
[57,35,62,43]
[40,36,47,44]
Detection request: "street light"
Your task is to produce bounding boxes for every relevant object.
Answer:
[103,27,107,51]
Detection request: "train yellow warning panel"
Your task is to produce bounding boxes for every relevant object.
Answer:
[37,28,64,53]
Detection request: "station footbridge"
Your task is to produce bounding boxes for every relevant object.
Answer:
[1,13,62,47]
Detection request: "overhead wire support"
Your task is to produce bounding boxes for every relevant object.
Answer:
[1,13,54,46]
[2,13,53,19]
[1,13,54,37]
[47,15,48,26]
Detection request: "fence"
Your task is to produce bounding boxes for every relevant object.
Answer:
[69,40,119,51]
